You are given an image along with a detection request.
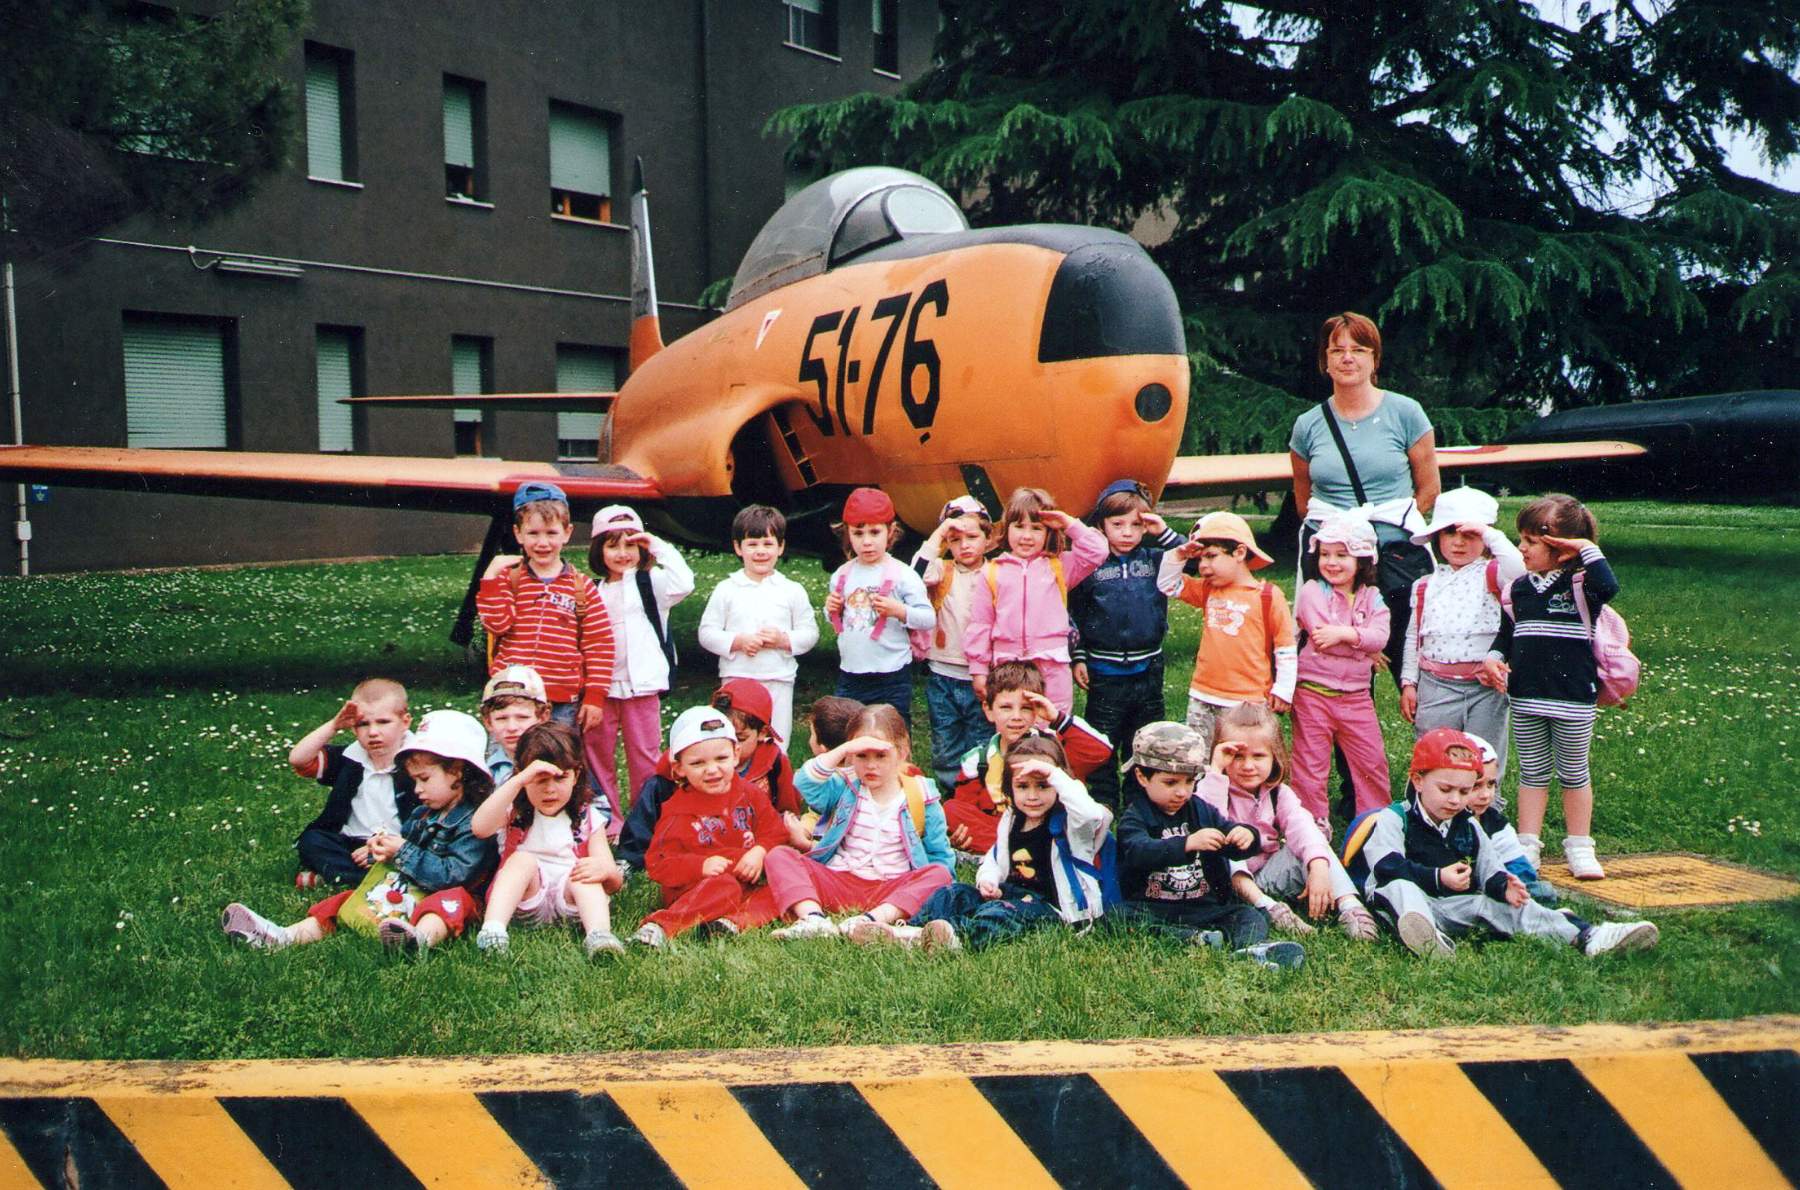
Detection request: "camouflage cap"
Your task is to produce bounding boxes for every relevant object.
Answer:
[1121,721,1209,776]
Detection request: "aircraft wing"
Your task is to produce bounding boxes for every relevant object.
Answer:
[342,392,615,412]
[1163,441,1645,498]
[0,446,659,514]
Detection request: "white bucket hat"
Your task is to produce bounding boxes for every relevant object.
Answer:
[1411,486,1500,544]
[399,710,493,778]
[1309,511,1378,559]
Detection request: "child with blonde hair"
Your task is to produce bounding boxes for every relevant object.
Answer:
[966,487,1108,715]
[912,494,995,791]
[1200,704,1379,940]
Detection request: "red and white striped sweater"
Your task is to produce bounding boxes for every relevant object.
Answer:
[476,563,615,706]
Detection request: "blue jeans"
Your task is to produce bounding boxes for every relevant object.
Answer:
[1079,660,1166,810]
[835,667,915,730]
[910,881,1063,950]
[295,826,369,885]
[925,671,988,790]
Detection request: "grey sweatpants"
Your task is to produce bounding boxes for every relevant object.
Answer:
[1414,673,1510,775]
[1246,844,1359,903]
[1371,879,1579,946]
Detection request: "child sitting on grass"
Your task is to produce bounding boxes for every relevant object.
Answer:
[1115,721,1304,970]
[222,710,498,954]
[908,735,1113,951]
[471,723,625,958]
[1157,511,1297,757]
[767,705,953,942]
[945,660,1111,856]
[1348,728,1655,958]
[1198,704,1378,941]
[479,665,552,787]
[290,677,415,888]
[1463,733,1556,905]
[633,707,792,949]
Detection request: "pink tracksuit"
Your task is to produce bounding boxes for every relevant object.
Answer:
[965,519,1108,713]
[1290,580,1392,825]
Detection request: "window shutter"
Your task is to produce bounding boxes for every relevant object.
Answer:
[444,80,474,168]
[123,318,227,449]
[793,0,824,14]
[549,106,610,197]
[305,59,343,181]
[452,337,484,424]
[316,329,355,452]
[555,347,615,459]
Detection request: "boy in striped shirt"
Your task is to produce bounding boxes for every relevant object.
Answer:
[477,482,615,735]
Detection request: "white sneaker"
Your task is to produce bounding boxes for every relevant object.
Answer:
[1583,920,1658,956]
[1265,902,1317,936]
[772,913,840,941]
[584,929,626,958]
[220,903,291,949]
[1563,836,1606,880]
[1516,833,1543,869]
[842,915,904,946]
[475,927,509,954]
[1397,911,1455,958]
[631,921,668,950]
[920,920,961,951]
[1338,902,1380,943]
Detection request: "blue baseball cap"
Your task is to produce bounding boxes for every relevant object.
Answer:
[512,481,568,510]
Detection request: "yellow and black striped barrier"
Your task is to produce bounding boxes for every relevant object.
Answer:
[1,1016,1794,1188]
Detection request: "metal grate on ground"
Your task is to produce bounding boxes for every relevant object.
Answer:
[1539,851,1800,909]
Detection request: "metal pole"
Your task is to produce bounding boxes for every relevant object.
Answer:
[4,258,27,577]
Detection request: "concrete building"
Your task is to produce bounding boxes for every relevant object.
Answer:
[7,0,935,571]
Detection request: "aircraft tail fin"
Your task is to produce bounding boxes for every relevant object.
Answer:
[629,156,664,370]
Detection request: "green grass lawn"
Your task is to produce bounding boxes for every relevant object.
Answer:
[0,498,1795,1060]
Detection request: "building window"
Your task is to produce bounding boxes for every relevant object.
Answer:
[872,0,899,74]
[315,326,361,452]
[548,102,613,223]
[451,335,492,456]
[555,345,619,461]
[785,0,838,57]
[443,75,486,202]
[123,314,230,449]
[304,43,356,183]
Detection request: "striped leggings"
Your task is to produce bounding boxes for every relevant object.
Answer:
[1512,708,1594,788]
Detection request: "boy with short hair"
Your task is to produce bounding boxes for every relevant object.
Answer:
[1069,478,1183,808]
[291,678,416,887]
[632,706,793,949]
[1115,722,1302,969]
[806,695,866,756]
[698,504,819,745]
[912,495,995,791]
[944,660,1112,855]
[479,665,552,787]
[1157,511,1297,757]
[1348,728,1656,958]
[477,482,615,731]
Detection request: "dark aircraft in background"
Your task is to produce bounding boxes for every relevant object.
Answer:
[1501,390,1800,498]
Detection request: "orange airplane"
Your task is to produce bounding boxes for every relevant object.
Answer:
[0,162,1638,638]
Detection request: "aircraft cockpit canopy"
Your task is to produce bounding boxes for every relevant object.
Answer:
[726,167,968,311]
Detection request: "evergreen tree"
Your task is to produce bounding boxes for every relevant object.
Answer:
[1,0,307,253]
[773,0,1799,417]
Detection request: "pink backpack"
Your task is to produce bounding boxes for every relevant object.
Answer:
[1500,570,1640,707]
[830,559,933,661]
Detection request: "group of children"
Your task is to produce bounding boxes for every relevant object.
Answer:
[222,474,1656,964]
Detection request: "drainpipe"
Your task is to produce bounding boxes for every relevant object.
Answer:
[3,258,26,577]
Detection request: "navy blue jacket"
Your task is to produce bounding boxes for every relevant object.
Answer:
[1069,528,1183,670]
[302,744,419,838]
[1117,792,1260,906]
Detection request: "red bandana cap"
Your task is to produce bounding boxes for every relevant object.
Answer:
[842,486,896,525]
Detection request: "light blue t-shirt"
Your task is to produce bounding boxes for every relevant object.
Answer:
[830,558,935,675]
[1289,391,1433,510]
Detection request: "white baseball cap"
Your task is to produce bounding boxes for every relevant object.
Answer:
[591,504,645,536]
[1463,733,1500,766]
[1412,486,1500,544]
[481,665,548,707]
[399,710,493,777]
[668,706,738,761]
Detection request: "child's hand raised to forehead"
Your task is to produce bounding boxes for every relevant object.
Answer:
[1174,540,1205,560]
[518,759,567,783]
[334,700,362,731]
[1036,508,1073,531]
[1140,511,1168,535]
[1540,534,1594,560]
[1022,691,1060,724]
[840,735,897,758]
[1210,741,1242,771]
[1009,757,1058,782]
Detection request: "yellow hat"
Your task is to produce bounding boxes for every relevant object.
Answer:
[1190,511,1274,570]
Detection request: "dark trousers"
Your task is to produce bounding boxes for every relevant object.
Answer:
[910,881,1063,950]
[1110,899,1268,947]
[836,667,915,730]
[296,826,369,885]
[1080,660,1166,810]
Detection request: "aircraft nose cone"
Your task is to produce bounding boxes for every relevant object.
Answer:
[1039,239,1186,364]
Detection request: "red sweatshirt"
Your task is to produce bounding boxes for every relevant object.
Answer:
[645,776,790,905]
[477,562,615,706]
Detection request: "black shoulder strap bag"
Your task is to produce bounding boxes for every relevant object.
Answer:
[1319,399,1434,601]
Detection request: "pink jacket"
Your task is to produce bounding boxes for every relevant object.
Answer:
[965,519,1108,678]
[1294,581,1389,692]
[1193,770,1332,875]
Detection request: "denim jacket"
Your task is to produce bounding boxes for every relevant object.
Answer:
[392,800,497,892]
[795,759,954,876]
